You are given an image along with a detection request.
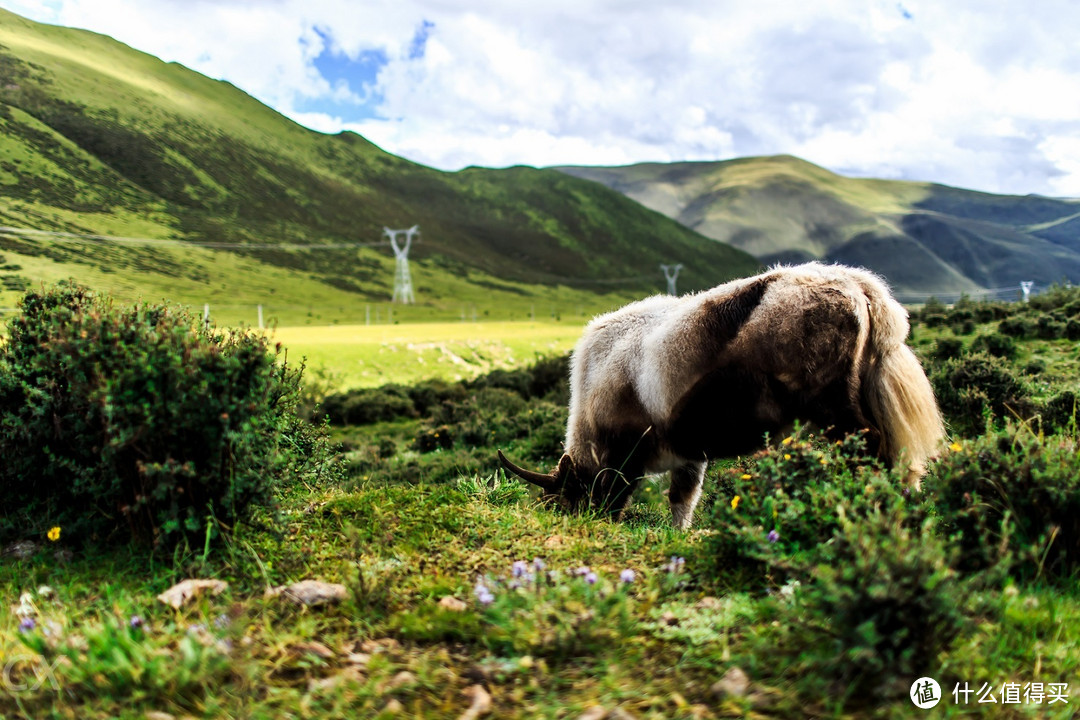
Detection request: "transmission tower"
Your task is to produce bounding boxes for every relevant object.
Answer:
[660,263,683,295]
[384,225,419,304]
[1020,281,1034,303]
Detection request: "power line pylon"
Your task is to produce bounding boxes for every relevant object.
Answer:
[660,263,683,295]
[384,225,419,304]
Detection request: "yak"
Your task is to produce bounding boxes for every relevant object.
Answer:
[498,262,944,529]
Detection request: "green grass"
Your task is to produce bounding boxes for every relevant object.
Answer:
[5,294,1080,718]
[273,321,586,389]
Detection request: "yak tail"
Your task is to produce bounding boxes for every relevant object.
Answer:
[856,273,945,481]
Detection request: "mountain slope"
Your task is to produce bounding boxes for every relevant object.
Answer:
[0,8,759,321]
[556,156,1080,298]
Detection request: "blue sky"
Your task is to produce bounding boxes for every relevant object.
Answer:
[5,0,1080,197]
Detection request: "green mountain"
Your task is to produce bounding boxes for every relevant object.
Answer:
[0,8,758,324]
[556,156,1080,299]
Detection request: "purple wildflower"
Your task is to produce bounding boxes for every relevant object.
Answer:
[19,617,35,632]
[585,572,598,585]
[619,569,636,584]
[767,529,780,543]
[663,556,686,573]
[130,615,144,629]
[573,566,591,577]
[511,560,529,578]
[532,557,546,571]
[474,581,495,605]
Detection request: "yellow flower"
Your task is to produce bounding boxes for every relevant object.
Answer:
[950,442,963,452]
[784,454,791,460]
[782,436,793,446]
[820,458,828,465]
[731,495,741,510]
[47,526,61,542]
[740,473,752,480]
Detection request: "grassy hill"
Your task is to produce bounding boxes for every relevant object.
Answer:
[0,8,758,323]
[557,156,1080,299]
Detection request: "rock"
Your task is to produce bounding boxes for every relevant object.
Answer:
[156,579,228,609]
[711,666,751,699]
[145,712,176,720]
[387,670,416,690]
[345,652,372,666]
[383,699,405,715]
[438,596,468,612]
[2,540,39,560]
[458,684,492,720]
[360,638,401,654]
[267,580,349,607]
[578,706,608,720]
[290,641,335,660]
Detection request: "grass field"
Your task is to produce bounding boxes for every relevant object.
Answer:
[272,320,587,389]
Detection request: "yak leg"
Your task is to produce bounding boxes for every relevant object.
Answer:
[669,461,707,530]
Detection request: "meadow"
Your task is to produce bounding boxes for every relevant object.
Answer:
[2,288,1080,719]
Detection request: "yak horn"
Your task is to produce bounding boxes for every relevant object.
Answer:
[497,450,558,491]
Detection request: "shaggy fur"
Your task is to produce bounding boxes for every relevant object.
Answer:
[499,262,945,529]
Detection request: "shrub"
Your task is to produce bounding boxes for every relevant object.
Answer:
[931,353,1030,436]
[1034,313,1065,339]
[763,508,970,703]
[1066,318,1080,341]
[0,283,337,549]
[930,337,964,362]
[698,429,914,592]
[997,316,1032,338]
[925,427,1080,579]
[1042,390,1079,433]
[320,385,417,425]
[970,332,1018,360]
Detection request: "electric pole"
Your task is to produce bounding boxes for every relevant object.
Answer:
[661,263,683,295]
[384,225,419,304]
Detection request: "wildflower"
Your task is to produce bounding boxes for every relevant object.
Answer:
[740,473,752,480]
[819,458,828,465]
[474,581,495,605]
[950,442,963,452]
[532,558,546,571]
[36,585,54,599]
[767,529,780,543]
[130,615,144,629]
[512,560,529,578]
[19,617,35,632]
[730,495,741,510]
[619,569,636,584]
[782,436,793,446]
[663,555,686,573]
[584,572,598,585]
[784,453,791,460]
[573,566,592,577]
[47,526,61,542]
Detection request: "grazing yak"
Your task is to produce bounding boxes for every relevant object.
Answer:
[498,262,944,529]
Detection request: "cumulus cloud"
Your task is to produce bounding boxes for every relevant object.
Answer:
[7,0,1080,196]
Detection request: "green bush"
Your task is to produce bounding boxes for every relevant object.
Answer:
[698,429,914,592]
[931,353,1030,436]
[925,427,1080,579]
[320,385,417,425]
[930,337,964,362]
[970,332,1018,360]
[0,283,337,549]
[997,316,1032,338]
[763,508,970,703]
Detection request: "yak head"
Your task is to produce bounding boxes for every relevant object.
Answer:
[496,450,637,518]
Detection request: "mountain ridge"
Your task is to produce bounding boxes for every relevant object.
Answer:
[555,155,1080,298]
[0,7,759,322]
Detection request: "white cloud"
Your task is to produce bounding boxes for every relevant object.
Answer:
[5,0,1080,196]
